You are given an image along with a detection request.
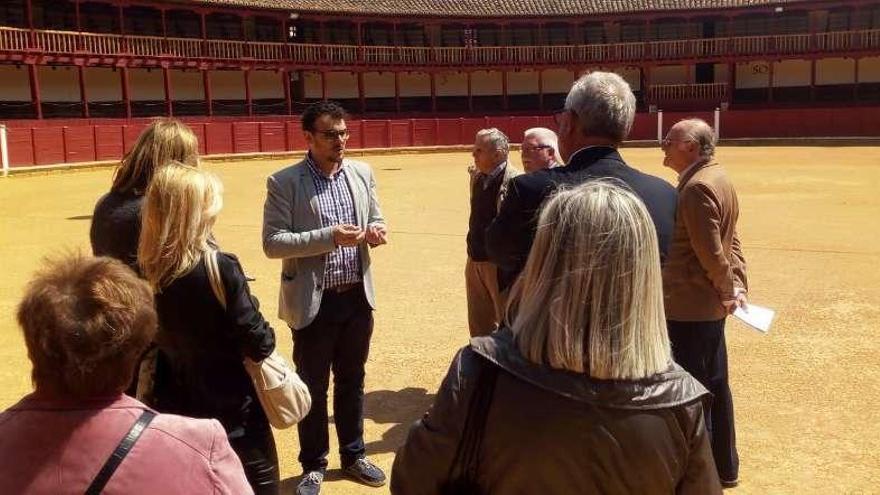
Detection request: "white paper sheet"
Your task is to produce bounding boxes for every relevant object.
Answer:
[733,304,774,333]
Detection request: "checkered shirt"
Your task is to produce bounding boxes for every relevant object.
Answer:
[306,154,363,289]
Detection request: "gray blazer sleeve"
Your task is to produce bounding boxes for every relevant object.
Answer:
[366,166,385,226]
[262,174,336,259]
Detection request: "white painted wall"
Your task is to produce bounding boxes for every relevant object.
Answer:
[735,61,771,88]
[858,57,880,83]
[542,68,574,93]
[651,65,689,85]
[772,60,810,87]
[303,71,322,99]
[399,72,430,97]
[212,70,245,100]
[0,65,31,101]
[816,58,856,85]
[325,72,358,99]
[38,66,79,102]
[363,72,395,98]
[436,71,468,96]
[507,70,538,95]
[250,70,283,99]
[170,70,203,101]
[471,70,502,96]
[129,68,165,101]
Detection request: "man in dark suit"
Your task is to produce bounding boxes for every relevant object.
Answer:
[486,71,677,286]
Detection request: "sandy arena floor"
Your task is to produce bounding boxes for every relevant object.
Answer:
[1,146,878,493]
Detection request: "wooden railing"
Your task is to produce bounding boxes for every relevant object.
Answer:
[649,83,728,101]
[2,27,880,67]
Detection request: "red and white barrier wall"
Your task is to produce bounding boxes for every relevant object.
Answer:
[2,106,880,169]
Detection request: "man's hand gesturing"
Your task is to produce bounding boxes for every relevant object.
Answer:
[333,224,365,247]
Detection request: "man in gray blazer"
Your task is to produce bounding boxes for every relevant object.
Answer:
[263,101,387,495]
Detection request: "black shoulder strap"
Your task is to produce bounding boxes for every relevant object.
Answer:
[84,410,157,495]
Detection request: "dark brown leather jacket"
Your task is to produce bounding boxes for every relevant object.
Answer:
[391,329,721,495]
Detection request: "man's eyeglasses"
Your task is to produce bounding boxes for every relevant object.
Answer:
[521,144,553,153]
[661,137,694,148]
[313,129,350,140]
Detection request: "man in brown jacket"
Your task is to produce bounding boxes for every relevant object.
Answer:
[662,118,747,488]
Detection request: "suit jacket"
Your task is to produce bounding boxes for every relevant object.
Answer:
[0,393,253,494]
[486,146,678,284]
[263,157,384,330]
[663,160,747,321]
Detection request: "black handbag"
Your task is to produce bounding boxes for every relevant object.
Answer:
[440,358,499,495]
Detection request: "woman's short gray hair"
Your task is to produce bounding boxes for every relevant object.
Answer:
[565,71,636,144]
[476,128,509,154]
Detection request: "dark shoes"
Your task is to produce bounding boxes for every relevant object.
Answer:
[343,457,387,487]
[296,470,324,495]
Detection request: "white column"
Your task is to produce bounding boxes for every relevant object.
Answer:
[657,110,663,142]
[714,108,721,141]
[0,124,9,177]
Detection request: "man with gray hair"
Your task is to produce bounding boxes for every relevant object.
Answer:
[661,117,747,488]
[466,128,521,336]
[521,127,562,173]
[487,71,677,287]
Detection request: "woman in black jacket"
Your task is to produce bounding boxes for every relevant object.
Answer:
[90,119,199,270]
[391,181,722,495]
[138,161,279,495]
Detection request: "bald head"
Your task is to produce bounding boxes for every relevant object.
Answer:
[662,118,717,173]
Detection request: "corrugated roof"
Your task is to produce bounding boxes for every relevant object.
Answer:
[164,0,807,18]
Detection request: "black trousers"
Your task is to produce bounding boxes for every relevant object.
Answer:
[229,422,280,495]
[667,319,739,482]
[293,285,373,472]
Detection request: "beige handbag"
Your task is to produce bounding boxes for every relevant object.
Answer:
[205,249,311,430]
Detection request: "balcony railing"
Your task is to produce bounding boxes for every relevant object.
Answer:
[2,27,880,67]
[649,83,728,101]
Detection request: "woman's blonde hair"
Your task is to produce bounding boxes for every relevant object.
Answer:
[138,162,222,290]
[112,119,199,194]
[507,180,670,380]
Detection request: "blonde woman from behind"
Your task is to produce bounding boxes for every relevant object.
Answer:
[138,162,283,495]
[392,181,722,495]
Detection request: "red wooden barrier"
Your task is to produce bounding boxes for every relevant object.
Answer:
[285,121,307,151]
[32,127,65,165]
[232,123,260,154]
[411,119,437,146]
[204,123,233,155]
[123,124,148,155]
[436,118,462,145]
[389,121,411,148]
[63,126,96,163]
[5,108,880,168]
[94,126,124,161]
[259,122,286,152]
[7,128,34,166]
[362,120,389,149]
[346,120,363,149]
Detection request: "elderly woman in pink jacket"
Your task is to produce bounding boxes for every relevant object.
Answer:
[0,254,253,494]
